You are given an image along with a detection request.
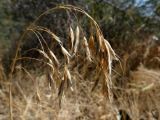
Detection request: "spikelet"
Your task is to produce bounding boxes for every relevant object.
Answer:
[104,39,118,60]
[70,26,74,50]
[96,32,104,52]
[60,45,71,63]
[73,26,80,54]
[64,65,73,91]
[83,37,92,61]
[35,49,53,65]
[49,50,60,67]
[89,35,96,56]
[28,48,55,71]
[30,26,62,44]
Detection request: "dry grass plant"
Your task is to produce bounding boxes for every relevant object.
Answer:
[7,5,118,120]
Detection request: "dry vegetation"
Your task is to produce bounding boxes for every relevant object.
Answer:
[0,5,160,120]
